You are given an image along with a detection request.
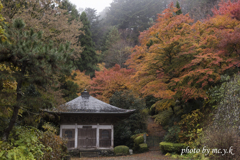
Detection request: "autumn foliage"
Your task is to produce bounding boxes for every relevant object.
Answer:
[126,1,240,110]
[68,70,91,95]
[90,64,134,103]
[90,1,240,111]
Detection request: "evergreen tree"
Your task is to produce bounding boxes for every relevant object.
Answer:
[104,26,120,50]
[84,8,103,50]
[60,0,80,21]
[104,0,167,45]
[77,12,99,77]
[0,18,74,140]
[176,1,182,15]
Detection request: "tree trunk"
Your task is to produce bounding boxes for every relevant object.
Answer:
[2,105,20,140]
[2,65,25,141]
[171,105,175,114]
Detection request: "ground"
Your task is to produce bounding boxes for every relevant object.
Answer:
[71,151,175,160]
[147,117,166,138]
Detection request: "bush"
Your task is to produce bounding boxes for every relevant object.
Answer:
[40,122,68,159]
[130,133,147,140]
[152,108,173,127]
[114,145,129,155]
[0,126,45,160]
[139,143,149,153]
[159,142,187,154]
[202,126,237,160]
[199,74,240,160]
[132,135,148,153]
[142,108,150,115]
[163,125,181,143]
[134,136,144,146]
[0,124,68,160]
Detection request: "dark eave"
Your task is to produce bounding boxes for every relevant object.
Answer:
[43,110,135,115]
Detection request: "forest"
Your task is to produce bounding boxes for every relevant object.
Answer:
[0,0,240,159]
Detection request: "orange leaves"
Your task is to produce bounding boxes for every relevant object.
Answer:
[91,0,240,108]
[90,64,134,103]
[126,4,196,104]
[126,0,240,105]
[212,0,240,20]
[140,78,175,99]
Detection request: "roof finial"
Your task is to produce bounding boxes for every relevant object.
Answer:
[81,89,90,98]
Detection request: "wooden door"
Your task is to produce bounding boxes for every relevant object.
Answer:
[78,127,96,148]
[99,129,111,148]
[62,129,75,149]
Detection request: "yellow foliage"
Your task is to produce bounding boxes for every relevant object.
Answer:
[97,62,106,71]
[0,2,7,42]
[153,99,175,111]
[0,64,17,92]
[67,70,91,95]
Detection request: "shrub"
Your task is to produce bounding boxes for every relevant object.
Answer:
[130,133,147,140]
[142,108,150,115]
[153,106,184,126]
[0,124,68,160]
[40,122,68,159]
[0,126,45,160]
[153,109,173,127]
[134,135,144,146]
[159,142,187,154]
[114,145,129,155]
[139,143,149,153]
[199,74,240,159]
[132,135,149,153]
[202,126,237,160]
[163,125,181,143]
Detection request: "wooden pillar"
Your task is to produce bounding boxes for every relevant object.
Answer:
[60,125,62,137]
[96,123,99,148]
[75,123,78,148]
[111,125,114,148]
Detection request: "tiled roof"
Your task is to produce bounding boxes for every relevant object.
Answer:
[44,89,135,114]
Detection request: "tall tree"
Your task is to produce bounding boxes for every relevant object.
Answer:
[1,0,83,51]
[175,1,182,15]
[76,12,99,77]
[60,0,80,21]
[84,8,103,50]
[126,0,240,112]
[0,19,74,140]
[105,0,168,44]
[104,39,132,68]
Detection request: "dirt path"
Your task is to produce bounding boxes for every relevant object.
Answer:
[71,151,175,160]
[147,117,166,137]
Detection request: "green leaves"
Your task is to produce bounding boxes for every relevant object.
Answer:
[110,90,147,147]
[0,125,67,160]
[13,18,25,30]
[0,18,74,139]
[0,126,44,160]
[76,12,98,77]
